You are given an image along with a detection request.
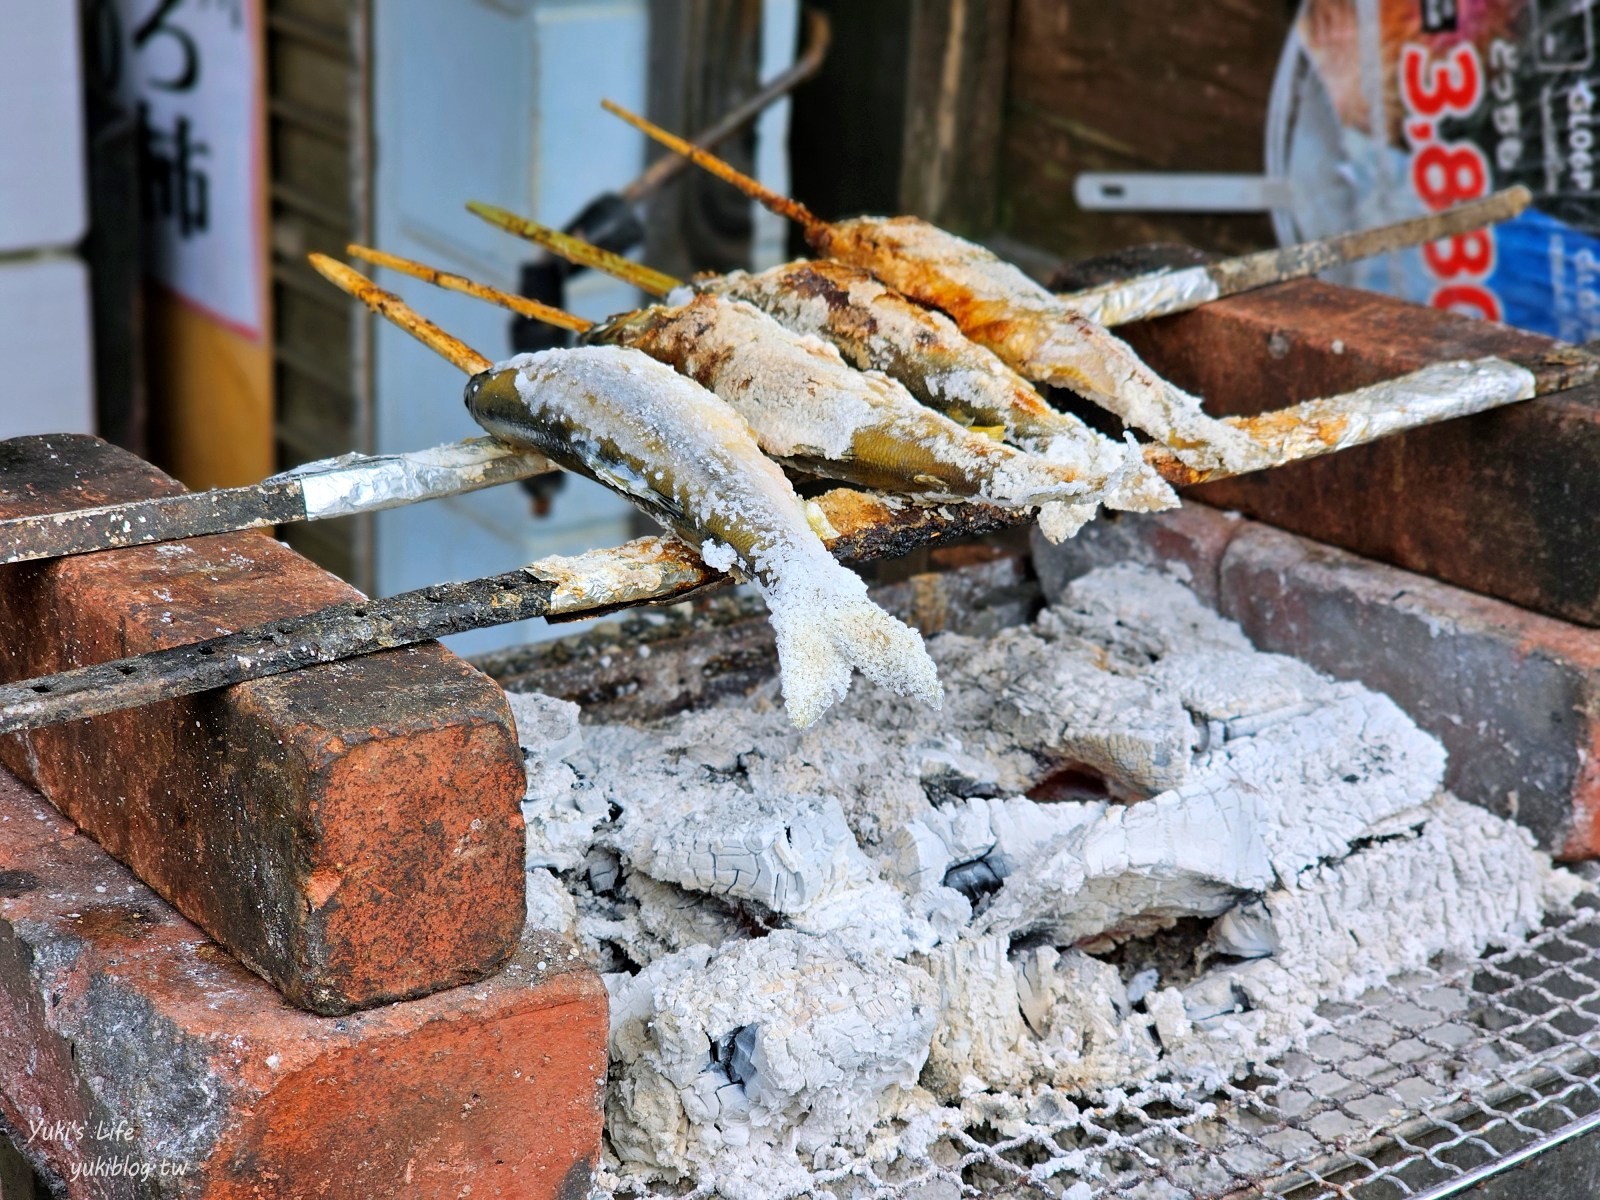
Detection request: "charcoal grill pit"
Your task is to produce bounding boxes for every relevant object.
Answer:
[473,546,1600,1200]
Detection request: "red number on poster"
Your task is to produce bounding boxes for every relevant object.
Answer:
[1401,43,1482,118]
[1413,142,1490,210]
[1400,41,1503,322]
[1423,230,1495,277]
[1433,284,1502,321]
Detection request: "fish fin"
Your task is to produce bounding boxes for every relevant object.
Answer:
[769,591,943,727]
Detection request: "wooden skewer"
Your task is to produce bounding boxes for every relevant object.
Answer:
[601,97,824,234]
[466,202,681,298]
[465,201,682,298]
[361,244,598,333]
[597,99,1532,329]
[308,254,493,373]
[345,244,592,331]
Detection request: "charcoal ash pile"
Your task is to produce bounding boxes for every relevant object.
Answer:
[505,564,1581,1198]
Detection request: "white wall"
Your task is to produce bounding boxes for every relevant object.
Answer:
[0,4,93,440]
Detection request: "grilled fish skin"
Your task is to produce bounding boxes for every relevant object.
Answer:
[806,215,1268,474]
[465,345,941,726]
[693,260,1177,517]
[584,292,1112,537]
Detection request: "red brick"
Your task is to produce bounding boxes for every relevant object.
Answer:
[0,436,527,1013]
[0,765,605,1199]
[1119,278,1600,629]
[1032,504,1600,858]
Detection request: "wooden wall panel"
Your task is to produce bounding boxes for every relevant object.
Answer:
[999,0,1292,260]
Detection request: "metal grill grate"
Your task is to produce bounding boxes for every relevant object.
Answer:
[599,893,1600,1199]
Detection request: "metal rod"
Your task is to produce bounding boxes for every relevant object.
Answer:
[621,7,831,204]
[0,440,556,566]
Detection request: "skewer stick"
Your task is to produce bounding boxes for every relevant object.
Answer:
[466,203,681,298]
[345,243,592,330]
[308,254,492,373]
[1063,187,1535,326]
[598,100,1533,332]
[601,98,822,233]
[358,245,598,333]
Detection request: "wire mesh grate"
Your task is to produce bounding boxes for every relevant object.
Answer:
[597,893,1600,1199]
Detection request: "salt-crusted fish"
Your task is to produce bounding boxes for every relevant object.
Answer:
[465,344,942,727]
[798,216,1269,474]
[599,100,1262,475]
[694,260,1178,515]
[585,292,1114,540]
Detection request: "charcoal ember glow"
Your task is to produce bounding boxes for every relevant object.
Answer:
[513,565,1580,1195]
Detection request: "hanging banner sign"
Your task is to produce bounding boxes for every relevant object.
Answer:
[1276,0,1600,342]
[90,0,264,339]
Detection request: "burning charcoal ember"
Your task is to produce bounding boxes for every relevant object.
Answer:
[524,866,578,936]
[505,564,1579,1192]
[614,790,865,913]
[627,871,754,955]
[604,931,939,1189]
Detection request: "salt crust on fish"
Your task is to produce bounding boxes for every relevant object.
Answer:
[481,346,940,725]
[818,216,1264,472]
[594,295,1111,536]
[698,264,1177,518]
[512,565,1581,1197]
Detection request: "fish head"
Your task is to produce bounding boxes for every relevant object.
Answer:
[463,366,534,445]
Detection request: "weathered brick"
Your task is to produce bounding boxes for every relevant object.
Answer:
[0,435,527,1014]
[0,765,606,1199]
[1032,504,1600,858]
[1117,278,1600,629]
[1030,503,1239,610]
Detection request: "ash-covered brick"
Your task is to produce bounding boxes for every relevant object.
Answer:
[1033,504,1600,859]
[0,435,527,1014]
[0,766,605,1199]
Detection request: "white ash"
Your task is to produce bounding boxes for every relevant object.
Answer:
[510,564,1580,1195]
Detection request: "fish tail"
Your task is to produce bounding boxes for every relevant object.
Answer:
[767,580,943,727]
[1036,500,1099,543]
[1103,434,1180,513]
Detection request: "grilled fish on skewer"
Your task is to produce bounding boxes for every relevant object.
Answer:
[601,100,1532,477]
[584,293,1117,539]
[599,100,1258,471]
[458,209,1174,517]
[694,261,1174,513]
[467,346,941,726]
[320,254,939,726]
[364,239,1123,540]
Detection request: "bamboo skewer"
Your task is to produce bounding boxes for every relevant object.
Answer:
[343,245,591,331]
[464,203,681,297]
[597,98,1533,327]
[456,216,1572,486]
